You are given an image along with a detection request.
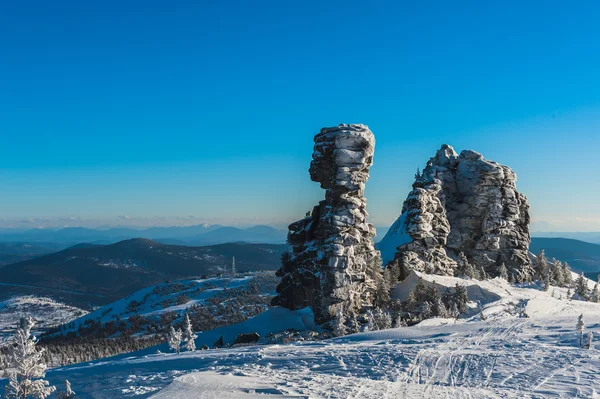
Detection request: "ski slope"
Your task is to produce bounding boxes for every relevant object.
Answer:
[17,274,600,398]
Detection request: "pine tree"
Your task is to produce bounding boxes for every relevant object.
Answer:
[393,316,407,328]
[534,250,549,281]
[551,260,564,286]
[332,309,348,337]
[576,272,590,300]
[375,269,391,306]
[183,313,197,351]
[576,314,585,348]
[404,290,417,312]
[454,284,469,313]
[591,283,600,303]
[498,263,509,280]
[231,256,236,278]
[168,326,182,354]
[5,317,56,399]
[449,302,460,319]
[587,331,593,350]
[56,380,75,399]
[421,301,433,320]
[433,297,448,318]
[567,287,572,299]
[563,262,574,286]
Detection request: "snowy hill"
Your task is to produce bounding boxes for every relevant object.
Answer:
[0,296,87,344]
[23,272,600,398]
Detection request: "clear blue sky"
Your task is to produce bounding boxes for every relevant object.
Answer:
[0,1,599,230]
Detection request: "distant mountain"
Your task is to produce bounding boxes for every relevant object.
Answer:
[0,239,287,306]
[530,237,600,273]
[185,225,287,245]
[532,232,600,245]
[0,242,65,266]
[0,224,286,246]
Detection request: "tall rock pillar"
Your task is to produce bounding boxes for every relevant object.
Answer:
[272,124,382,324]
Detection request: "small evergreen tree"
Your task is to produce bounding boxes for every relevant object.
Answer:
[575,272,590,300]
[421,301,433,320]
[591,283,600,303]
[183,313,197,351]
[587,331,593,350]
[56,380,75,399]
[563,262,574,286]
[433,297,449,318]
[5,317,56,399]
[168,326,182,354]
[576,314,585,348]
[404,290,418,312]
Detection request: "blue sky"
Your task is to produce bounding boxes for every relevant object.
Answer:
[0,1,599,230]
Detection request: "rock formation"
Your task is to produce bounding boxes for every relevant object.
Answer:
[272,124,383,324]
[381,145,532,282]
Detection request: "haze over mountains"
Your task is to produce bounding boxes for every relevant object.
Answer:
[0,224,288,246]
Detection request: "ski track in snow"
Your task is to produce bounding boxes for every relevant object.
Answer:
[18,274,600,398]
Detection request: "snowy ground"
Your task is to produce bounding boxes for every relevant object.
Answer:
[0,296,87,343]
[16,274,600,398]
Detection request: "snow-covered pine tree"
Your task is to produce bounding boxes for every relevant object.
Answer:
[498,263,509,280]
[449,302,460,319]
[421,301,433,320]
[591,283,600,303]
[567,287,572,300]
[393,316,407,328]
[376,308,392,330]
[454,283,469,313]
[575,272,590,300]
[168,326,183,354]
[56,380,75,399]
[404,290,417,312]
[183,313,197,351]
[375,268,392,306]
[332,309,347,337]
[550,260,565,286]
[534,250,549,281]
[5,317,56,399]
[576,314,585,348]
[563,262,574,286]
[433,297,448,318]
[587,331,593,350]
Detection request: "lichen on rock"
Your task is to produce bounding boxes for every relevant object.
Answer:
[272,124,382,324]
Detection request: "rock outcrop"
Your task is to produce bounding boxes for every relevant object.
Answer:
[382,145,532,282]
[272,124,382,324]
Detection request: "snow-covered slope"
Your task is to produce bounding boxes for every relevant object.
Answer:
[52,272,278,338]
[26,273,600,398]
[0,296,86,343]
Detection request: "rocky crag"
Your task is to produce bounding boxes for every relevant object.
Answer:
[381,145,532,282]
[272,124,383,324]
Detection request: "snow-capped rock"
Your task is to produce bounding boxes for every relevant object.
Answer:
[383,144,532,282]
[272,124,382,324]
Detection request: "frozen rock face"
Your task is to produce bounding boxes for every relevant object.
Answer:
[272,124,382,324]
[383,145,533,282]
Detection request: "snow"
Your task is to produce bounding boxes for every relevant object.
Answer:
[378,211,412,264]
[0,296,87,343]
[7,274,600,398]
[57,276,258,334]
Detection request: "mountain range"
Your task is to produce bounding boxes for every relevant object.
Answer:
[0,239,287,308]
[0,224,288,246]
